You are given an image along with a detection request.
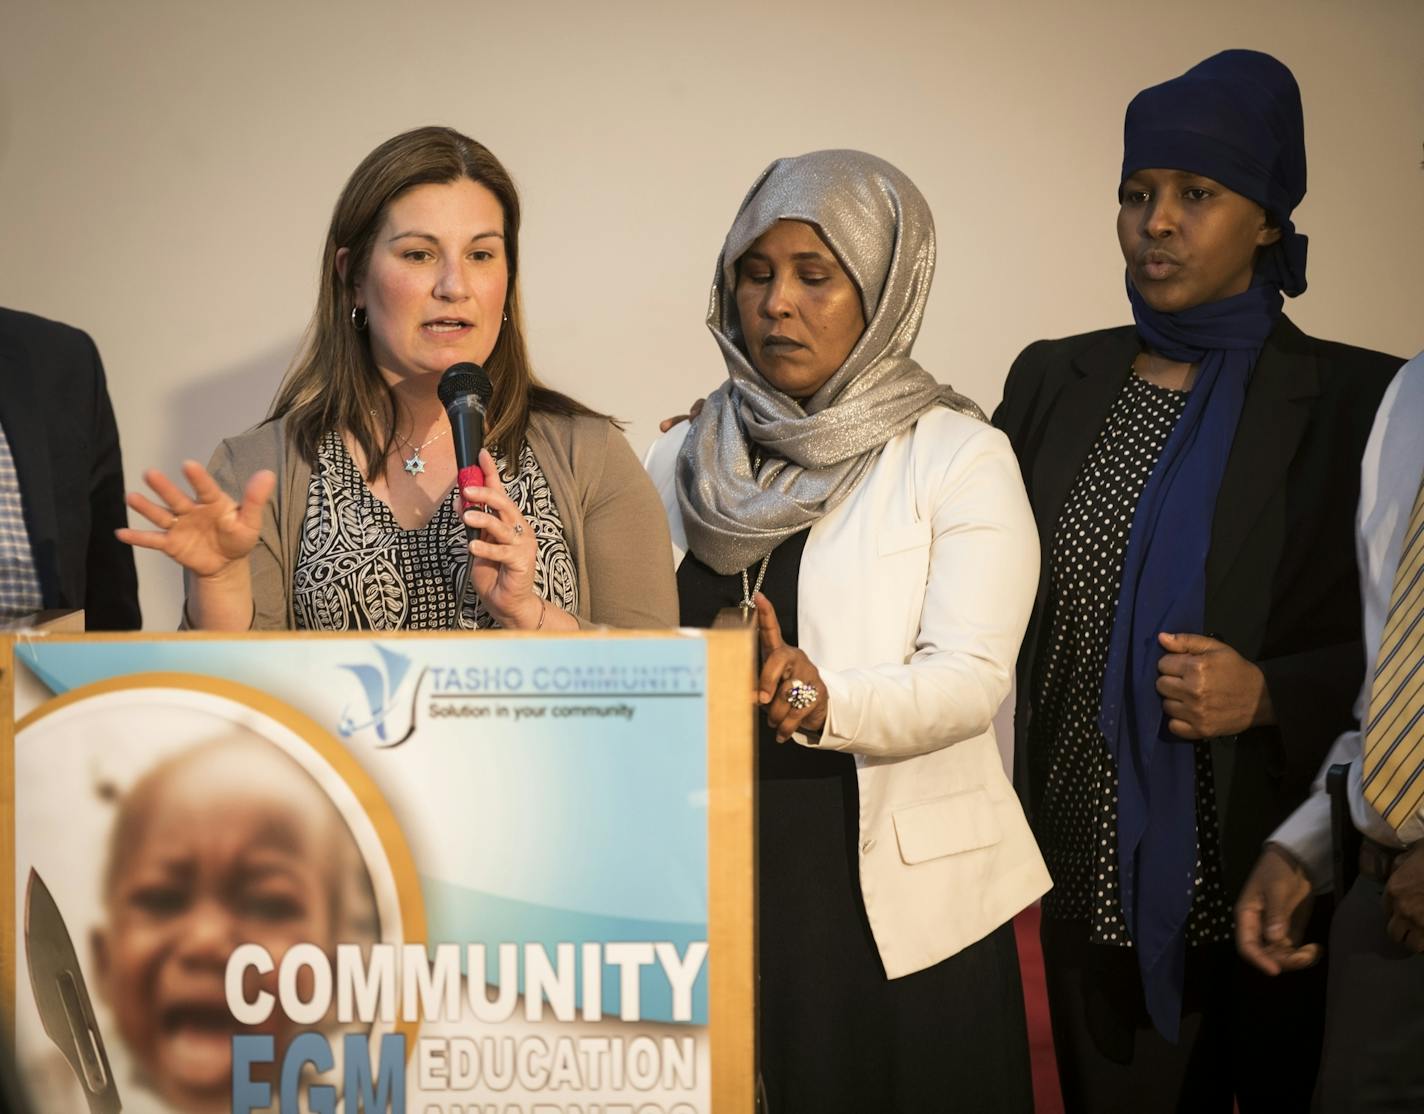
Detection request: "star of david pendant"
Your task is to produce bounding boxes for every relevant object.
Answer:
[403,452,426,476]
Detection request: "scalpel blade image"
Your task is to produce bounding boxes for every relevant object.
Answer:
[24,868,121,1114]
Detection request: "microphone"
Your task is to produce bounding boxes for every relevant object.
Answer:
[438,362,494,534]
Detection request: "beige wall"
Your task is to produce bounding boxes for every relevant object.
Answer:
[2,0,1421,631]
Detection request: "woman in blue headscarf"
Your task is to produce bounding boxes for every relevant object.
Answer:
[994,50,1403,1112]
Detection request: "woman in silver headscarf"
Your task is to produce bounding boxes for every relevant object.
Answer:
[644,150,1049,1111]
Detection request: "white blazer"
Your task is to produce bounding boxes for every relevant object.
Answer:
[646,406,1051,978]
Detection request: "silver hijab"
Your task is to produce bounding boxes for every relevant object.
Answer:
[675,148,984,575]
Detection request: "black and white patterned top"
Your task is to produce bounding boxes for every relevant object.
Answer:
[1033,373,1233,947]
[292,432,578,631]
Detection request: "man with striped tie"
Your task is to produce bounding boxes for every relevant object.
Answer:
[1235,351,1424,1111]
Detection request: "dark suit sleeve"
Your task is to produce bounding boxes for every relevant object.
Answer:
[81,335,141,629]
[1252,347,1402,795]
[993,339,1066,485]
[991,340,1041,440]
[1257,644,1362,791]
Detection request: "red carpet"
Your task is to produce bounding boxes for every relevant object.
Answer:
[1013,907,1242,1113]
[1014,903,1064,1114]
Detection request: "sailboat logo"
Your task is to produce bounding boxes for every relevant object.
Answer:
[337,644,425,747]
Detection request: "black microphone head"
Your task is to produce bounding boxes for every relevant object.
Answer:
[438,363,493,411]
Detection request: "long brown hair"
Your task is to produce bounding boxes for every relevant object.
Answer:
[270,126,608,479]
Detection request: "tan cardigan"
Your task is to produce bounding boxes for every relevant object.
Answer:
[194,412,678,630]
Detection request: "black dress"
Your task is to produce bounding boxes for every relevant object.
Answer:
[1033,375,1232,946]
[678,529,1033,1114]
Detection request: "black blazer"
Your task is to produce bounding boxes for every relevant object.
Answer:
[0,308,140,629]
[993,315,1400,895]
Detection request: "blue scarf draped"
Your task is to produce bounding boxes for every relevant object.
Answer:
[1107,47,1308,1041]
[1102,278,1283,1040]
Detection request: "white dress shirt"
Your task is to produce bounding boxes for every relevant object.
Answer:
[1272,353,1424,884]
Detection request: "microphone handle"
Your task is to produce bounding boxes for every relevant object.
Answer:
[446,397,486,541]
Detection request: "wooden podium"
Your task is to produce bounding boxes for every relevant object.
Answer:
[1,626,756,1114]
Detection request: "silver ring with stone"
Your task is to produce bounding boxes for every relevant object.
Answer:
[787,680,819,710]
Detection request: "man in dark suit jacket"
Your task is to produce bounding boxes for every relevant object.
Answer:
[1234,351,1424,1113]
[0,307,140,629]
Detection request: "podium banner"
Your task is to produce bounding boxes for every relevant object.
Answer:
[2,630,754,1114]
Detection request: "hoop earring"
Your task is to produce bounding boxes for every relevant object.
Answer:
[351,306,368,331]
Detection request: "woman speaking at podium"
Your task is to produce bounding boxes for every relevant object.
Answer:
[120,127,676,632]
[644,150,1049,1112]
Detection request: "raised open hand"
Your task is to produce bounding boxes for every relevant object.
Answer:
[118,461,275,578]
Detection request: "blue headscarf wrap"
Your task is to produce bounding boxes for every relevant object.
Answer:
[1102,49,1307,1041]
[1120,49,1308,294]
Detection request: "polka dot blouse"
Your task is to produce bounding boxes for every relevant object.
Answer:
[1033,373,1233,947]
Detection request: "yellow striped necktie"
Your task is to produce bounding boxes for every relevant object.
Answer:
[1363,470,1424,832]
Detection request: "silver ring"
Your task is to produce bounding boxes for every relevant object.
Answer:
[786,680,819,710]
[513,523,525,537]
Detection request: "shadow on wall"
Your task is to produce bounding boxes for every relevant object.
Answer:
[159,338,299,469]
[0,74,11,173]
[138,339,298,629]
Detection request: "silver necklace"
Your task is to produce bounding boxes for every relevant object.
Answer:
[738,448,769,619]
[394,427,448,476]
[739,554,771,621]
[371,409,449,476]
